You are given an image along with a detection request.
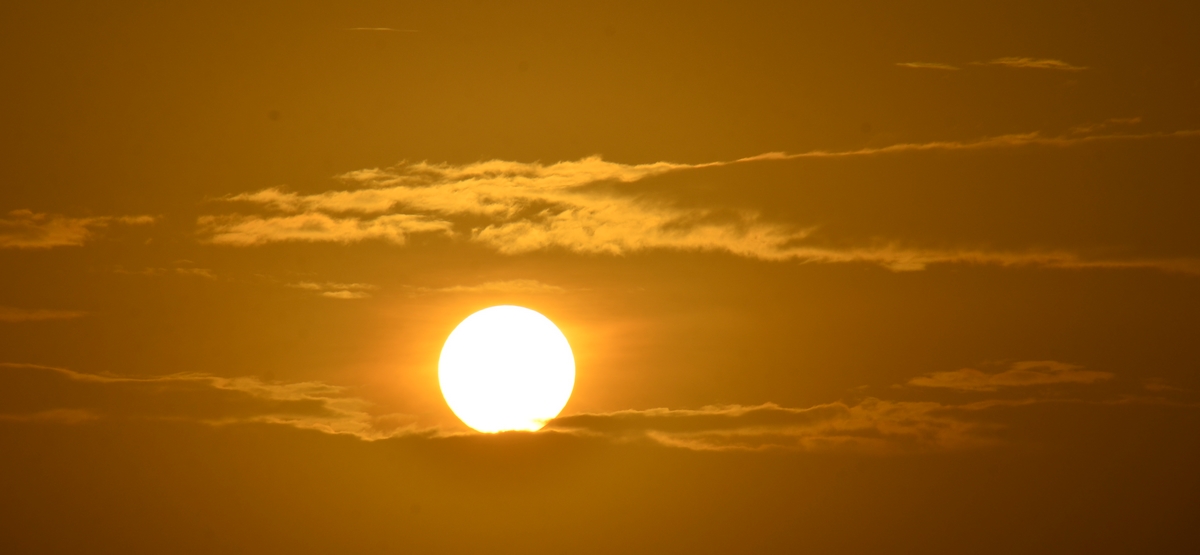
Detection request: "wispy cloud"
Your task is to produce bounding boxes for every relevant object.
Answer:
[201,124,1200,273]
[547,400,998,452]
[1069,117,1142,135]
[207,157,804,258]
[0,210,155,249]
[288,281,378,299]
[1143,378,1189,393]
[114,266,217,279]
[981,57,1087,71]
[0,362,998,450]
[0,363,414,439]
[907,361,1113,392]
[417,279,565,295]
[0,307,87,323]
[546,361,1148,452]
[896,62,959,70]
[320,290,369,299]
[0,408,98,424]
[197,213,452,246]
[735,128,1198,161]
[346,27,418,32]
[3,362,1184,450]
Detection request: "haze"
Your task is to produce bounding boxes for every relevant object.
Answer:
[2,1,1198,553]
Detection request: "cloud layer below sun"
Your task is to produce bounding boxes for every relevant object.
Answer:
[199,124,1200,273]
[0,363,412,439]
[4,360,1186,453]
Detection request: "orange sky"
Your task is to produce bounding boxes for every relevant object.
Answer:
[2,1,1199,553]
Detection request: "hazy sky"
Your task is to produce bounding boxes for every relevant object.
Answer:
[2,1,1199,553]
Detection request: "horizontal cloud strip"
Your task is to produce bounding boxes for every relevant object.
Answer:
[0,363,414,439]
[0,362,1003,451]
[198,213,452,246]
[983,57,1087,71]
[288,281,378,300]
[4,362,1181,453]
[896,62,960,70]
[545,400,999,452]
[200,125,1200,273]
[0,307,87,323]
[908,361,1114,391]
[416,279,565,295]
[899,58,1086,72]
[0,210,155,249]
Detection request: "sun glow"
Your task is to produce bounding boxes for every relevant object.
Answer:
[438,306,575,433]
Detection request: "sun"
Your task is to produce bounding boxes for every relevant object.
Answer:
[438,305,575,433]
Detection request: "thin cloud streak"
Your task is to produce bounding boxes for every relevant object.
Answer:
[896,62,959,70]
[0,362,997,450]
[0,363,415,440]
[289,281,378,299]
[982,57,1087,71]
[322,290,372,300]
[733,128,1200,162]
[0,363,1010,450]
[202,125,1200,273]
[0,210,155,249]
[0,408,98,423]
[198,213,453,246]
[417,279,565,295]
[1069,117,1142,135]
[547,400,998,453]
[4,363,1183,450]
[0,307,87,323]
[908,361,1114,391]
[114,266,217,279]
[346,27,419,32]
[547,388,1189,453]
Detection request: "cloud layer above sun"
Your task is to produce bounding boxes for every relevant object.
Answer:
[200,124,1200,273]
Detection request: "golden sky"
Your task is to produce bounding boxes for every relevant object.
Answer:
[2,1,1199,553]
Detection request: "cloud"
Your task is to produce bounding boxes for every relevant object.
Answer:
[0,408,98,423]
[175,267,216,278]
[0,210,155,249]
[0,363,414,439]
[544,358,1153,452]
[417,279,565,295]
[346,27,418,32]
[1069,117,1142,135]
[2,362,1183,452]
[321,290,371,299]
[907,361,1114,391]
[899,57,1087,72]
[546,400,998,452]
[896,62,959,70]
[197,213,453,246]
[720,244,1200,273]
[982,57,1087,71]
[202,124,1200,273]
[114,266,217,279]
[0,307,87,323]
[208,157,809,259]
[736,128,1199,161]
[0,362,999,451]
[1143,378,1189,393]
[288,281,378,299]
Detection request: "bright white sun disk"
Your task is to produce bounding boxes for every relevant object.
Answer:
[438,306,575,433]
